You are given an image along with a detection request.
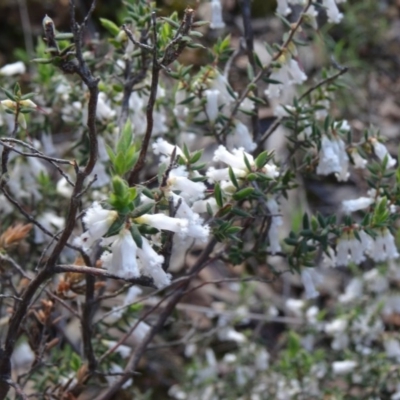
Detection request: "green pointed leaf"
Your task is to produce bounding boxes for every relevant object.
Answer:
[228,166,239,189]
[130,224,143,248]
[214,183,223,208]
[130,202,154,219]
[233,187,255,201]
[99,18,121,37]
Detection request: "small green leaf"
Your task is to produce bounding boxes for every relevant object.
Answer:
[233,187,254,201]
[190,150,203,164]
[55,33,74,40]
[214,183,223,208]
[228,167,239,189]
[106,144,116,165]
[130,224,143,248]
[130,202,154,219]
[255,150,270,169]
[99,18,121,37]
[117,119,133,153]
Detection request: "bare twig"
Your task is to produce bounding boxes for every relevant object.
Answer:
[127,8,194,185]
[7,379,28,400]
[96,238,217,400]
[82,275,97,372]
[54,264,155,287]
[127,12,160,186]
[122,25,153,51]
[1,114,19,176]
[0,254,31,279]
[240,0,259,141]
[0,295,22,302]
[17,0,34,61]
[0,138,75,187]
[118,28,151,130]
[0,187,80,253]
[0,1,99,397]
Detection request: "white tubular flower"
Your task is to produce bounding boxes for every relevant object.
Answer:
[325,318,348,336]
[287,59,307,84]
[210,72,234,106]
[204,89,220,123]
[323,0,343,24]
[0,61,26,76]
[206,166,246,183]
[371,139,396,168]
[74,202,118,249]
[369,230,399,262]
[339,277,363,303]
[137,236,170,288]
[169,193,210,241]
[276,0,291,16]
[102,229,140,278]
[135,213,188,235]
[342,197,373,214]
[285,299,305,317]
[210,0,225,29]
[152,138,185,160]
[350,148,367,169]
[11,342,34,369]
[96,92,116,121]
[264,164,280,179]
[265,59,307,99]
[56,177,73,198]
[168,173,206,203]
[226,120,257,152]
[332,360,357,375]
[336,232,366,267]
[301,270,319,299]
[240,97,255,113]
[267,198,282,255]
[304,5,319,29]
[213,145,254,171]
[316,135,349,181]
[192,198,219,215]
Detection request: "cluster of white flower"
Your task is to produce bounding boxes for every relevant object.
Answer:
[265,56,307,101]
[152,138,211,244]
[277,0,346,25]
[316,125,350,181]
[175,71,257,152]
[335,228,399,267]
[72,138,215,287]
[206,145,279,186]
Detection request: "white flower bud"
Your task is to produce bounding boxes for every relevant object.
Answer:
[0,61,26,76]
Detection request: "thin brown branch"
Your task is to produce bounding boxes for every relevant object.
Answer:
[240,0,259,141]
[0,1,99,397]
[0,254,31,279]
[128,12,160,186]
[96,237,217,400]
[118,29,151,130]
[1,113,19,176]
[54,264,155,287]
[82,275,97,372]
